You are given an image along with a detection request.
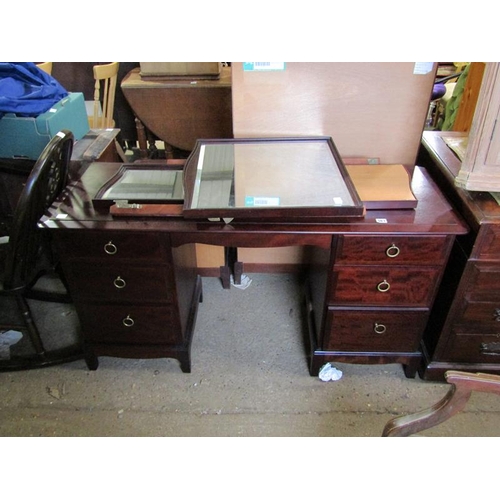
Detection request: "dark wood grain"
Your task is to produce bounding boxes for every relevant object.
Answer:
[419,131,500,380]
[41,160,467,375]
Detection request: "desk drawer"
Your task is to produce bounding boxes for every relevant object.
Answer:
[78,303,181,344]
[463,263,500,301]
[454,301,500,333]
[324,309,427,352]
[335,235,450,266]
[444,333,500,363]
[476,225,500,260]
[65,262,175,303]
[56,231,168,262]
[329,266,440,306]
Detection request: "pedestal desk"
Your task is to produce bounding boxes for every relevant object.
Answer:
[40,161,467,377]
[419,131,500,380]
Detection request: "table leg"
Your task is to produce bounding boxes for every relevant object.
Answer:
[134,117,148,159]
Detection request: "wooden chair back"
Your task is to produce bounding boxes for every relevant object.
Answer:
[36,62,53,75]
[3,130,73,291]
[91,62,119,129]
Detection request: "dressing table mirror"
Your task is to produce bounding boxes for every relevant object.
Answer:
[182,136,365,221]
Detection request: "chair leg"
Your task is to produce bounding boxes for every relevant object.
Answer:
[382,384,472,437]
[15,294,46,358]
[382,371,500,436]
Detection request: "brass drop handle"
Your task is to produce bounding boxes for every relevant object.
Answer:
[480,342,500,355]
[104,241,118,255]
[494,309,500,322]
[386,244,400,258]
[374,323,387,335]
[113,276,126,289]
[122,315,135,327]
[377,279,391,293]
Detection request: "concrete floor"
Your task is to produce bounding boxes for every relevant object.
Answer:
[2,273,500,437]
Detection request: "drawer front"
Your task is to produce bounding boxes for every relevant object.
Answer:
[476,225,500,260]
[335,235,450,266]
[56,231,168,262]
[78,303,182,344]
[65,263,175,303]
[324,309,427,352]
[329,266,441,306]
[463,263,500,301]
[454,301,500,333]
[444,333,500,363]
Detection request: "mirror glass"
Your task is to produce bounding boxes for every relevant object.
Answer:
[190,139,357,210]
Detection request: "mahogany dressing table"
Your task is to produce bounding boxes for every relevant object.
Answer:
[40,137,467,377]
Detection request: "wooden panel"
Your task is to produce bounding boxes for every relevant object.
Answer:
[453,62,486,133]
[444,332,500,363]
[456,301,500,331]
[238,246,306,265]
[78,303,181,344]
[456,63,500,190]
[336,235,450,265]
[64,263,174,303]
[56,231,167,262]
[475,225,500,260]
[232,62,436,170]
[195,244,225,268]
[330,266,441,306]
[464,263,500,300]
[324,309,428,352]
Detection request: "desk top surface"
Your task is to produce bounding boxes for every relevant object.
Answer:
[41,161,467,239]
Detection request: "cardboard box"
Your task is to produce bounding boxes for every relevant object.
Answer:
[0,92,90,159]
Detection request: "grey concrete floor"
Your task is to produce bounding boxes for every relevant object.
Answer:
[2,273,500,437]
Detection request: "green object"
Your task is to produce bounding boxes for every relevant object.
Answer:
[441,64,470,131]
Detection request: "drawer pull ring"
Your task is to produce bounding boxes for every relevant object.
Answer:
[480,342,500,355]
[104,241,118,255]
[386,244,400,258]
[377,280,391,292]
[114,276,126,289]
[374,323,387,335]
[122,315,135,327]
[494,309,500,322]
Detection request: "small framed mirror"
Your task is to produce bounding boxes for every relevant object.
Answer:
[92,164,184,209]
[182,136,364,221]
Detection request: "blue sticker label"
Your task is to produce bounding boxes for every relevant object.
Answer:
[243,62,286,72]
[245,196,280,207]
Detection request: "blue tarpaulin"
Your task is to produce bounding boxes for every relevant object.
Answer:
[0,62,68,118]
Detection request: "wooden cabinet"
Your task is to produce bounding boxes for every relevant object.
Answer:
[419,130,500,380]
[308,234,454,377]
[55,229,201,372]
[455,63,500,191]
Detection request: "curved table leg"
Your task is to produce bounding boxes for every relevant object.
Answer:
[382,370,500,436]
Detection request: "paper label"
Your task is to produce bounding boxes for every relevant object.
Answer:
[245,196,280,207]
[243,62,286,72]
[413,62,434,75]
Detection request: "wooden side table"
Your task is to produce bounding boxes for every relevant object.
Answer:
[120,67,233,158]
